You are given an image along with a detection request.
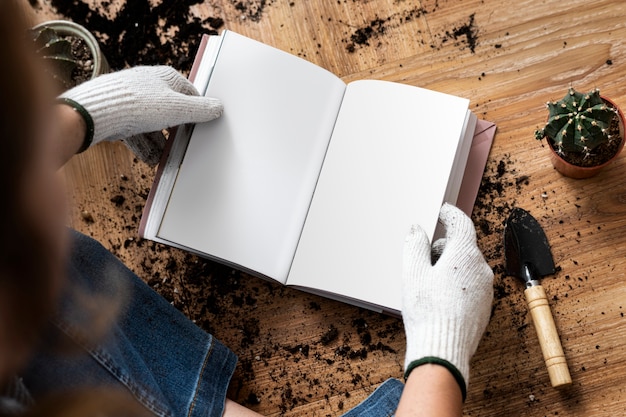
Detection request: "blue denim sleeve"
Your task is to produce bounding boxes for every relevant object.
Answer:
[21,229,237,417]
[339,378,404,417]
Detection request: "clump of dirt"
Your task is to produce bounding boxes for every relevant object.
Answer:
[320,324,339,345]
[230,0,274,22]
[344,7,478,54]
[445,13,478,53]
[345,7,428,53]
[347,18,388,53]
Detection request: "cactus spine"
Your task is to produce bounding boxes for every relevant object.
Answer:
[534,88,617,158]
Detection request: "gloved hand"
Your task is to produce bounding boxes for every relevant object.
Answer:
[59,66,223,164]
[402,203,494,401]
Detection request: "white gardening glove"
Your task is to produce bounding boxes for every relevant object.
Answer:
[59,66,223,164]
[402,203,493,401]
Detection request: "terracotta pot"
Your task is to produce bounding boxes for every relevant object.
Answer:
[31,20,110,86]
[547,96,625,179]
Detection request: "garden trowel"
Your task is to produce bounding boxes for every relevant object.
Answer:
[504,207,572,388]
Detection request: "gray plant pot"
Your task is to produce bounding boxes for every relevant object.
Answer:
[31,20,110,85]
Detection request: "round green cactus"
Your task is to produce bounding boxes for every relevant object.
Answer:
[534,88,618,157]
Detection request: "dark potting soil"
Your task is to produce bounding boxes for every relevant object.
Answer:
[68,35,94,86]
[33,0,482,72]
[32,28,94,92]
[34,0,225,72]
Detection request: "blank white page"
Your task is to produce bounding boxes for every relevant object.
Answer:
[157,31,346,283]
[287,80,470,311]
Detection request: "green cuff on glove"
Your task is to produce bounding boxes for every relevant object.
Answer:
[57,97,95,154]
[404,357,467,402]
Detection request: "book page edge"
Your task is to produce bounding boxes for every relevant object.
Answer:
[139,33,221,238]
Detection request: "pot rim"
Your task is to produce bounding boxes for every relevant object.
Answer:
[31,20,108,79]
[546,95,625,178]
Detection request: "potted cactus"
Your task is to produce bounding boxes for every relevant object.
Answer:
[534,87,625,179]
[29,21,162,165]
[30,20,109,94]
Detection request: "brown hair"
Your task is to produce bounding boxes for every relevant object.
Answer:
[0,0,66,382]
[0,4,148,416]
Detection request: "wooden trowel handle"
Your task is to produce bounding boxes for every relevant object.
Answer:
[524,285,572,388]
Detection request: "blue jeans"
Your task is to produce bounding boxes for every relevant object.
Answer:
[22,230,237,417]
[340,378,404,417]
[21,230,403,416]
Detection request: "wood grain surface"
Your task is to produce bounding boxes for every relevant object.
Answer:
[26,0,626,415]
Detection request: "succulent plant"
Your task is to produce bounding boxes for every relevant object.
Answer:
[534,87,618,158]
[30,27,82,90]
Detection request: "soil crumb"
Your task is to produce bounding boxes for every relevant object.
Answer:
[345,7,478,54]
[230,0,274,22]
[447,13,478,53]
[345,7,427,53]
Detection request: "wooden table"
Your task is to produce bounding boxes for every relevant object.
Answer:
[28,0,626,415]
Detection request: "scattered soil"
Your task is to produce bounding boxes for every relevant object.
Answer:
[343,6,478,54]
[32,0,481,72]
[446,13,478,53]
[470,154,531,313]
[344,7,429,53]
[37,0,546,413]
[347,17,389,53]
[230,0,274,22]
[33,0,225,72]
[428,12,479,53]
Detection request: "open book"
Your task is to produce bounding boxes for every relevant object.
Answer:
[140,30,496,315]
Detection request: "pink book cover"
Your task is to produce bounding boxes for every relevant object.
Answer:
[139,34,210,236]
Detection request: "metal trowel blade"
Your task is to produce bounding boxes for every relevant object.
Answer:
[504,208,556,281]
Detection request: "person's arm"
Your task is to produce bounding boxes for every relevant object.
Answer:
[54,103,87,167]
[395,364,462,417]
[55,65,223,166]
[399,203,494,415]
